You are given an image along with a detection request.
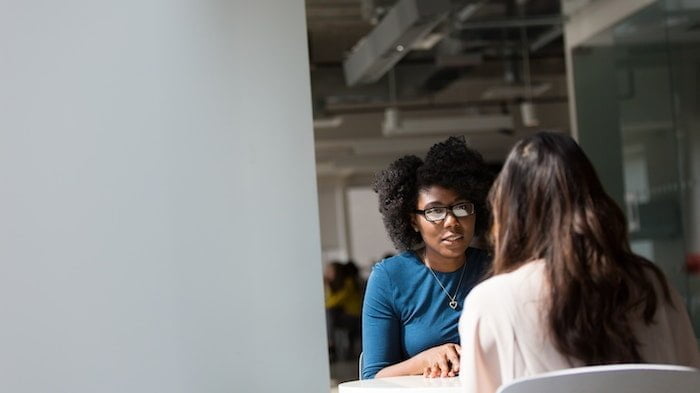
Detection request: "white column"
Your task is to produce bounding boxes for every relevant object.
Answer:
[0,1,329,392]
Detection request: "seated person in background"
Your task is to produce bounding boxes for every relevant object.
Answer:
[324,261,362,360]
[459,132,700,393]
[363,136,493,379]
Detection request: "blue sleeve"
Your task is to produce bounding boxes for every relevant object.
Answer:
[361,264,402,379]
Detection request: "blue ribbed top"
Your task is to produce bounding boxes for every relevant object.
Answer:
[361,248,490,379]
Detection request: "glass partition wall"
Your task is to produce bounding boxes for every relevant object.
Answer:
[571,0,700,336]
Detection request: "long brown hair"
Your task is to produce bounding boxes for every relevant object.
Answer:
[488,132,670,365]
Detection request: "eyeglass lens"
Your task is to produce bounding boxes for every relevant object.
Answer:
[424,203,474,221]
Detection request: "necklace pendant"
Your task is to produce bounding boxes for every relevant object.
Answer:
[449,299,458,309]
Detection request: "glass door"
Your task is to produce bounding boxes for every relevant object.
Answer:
[571,0,700,336]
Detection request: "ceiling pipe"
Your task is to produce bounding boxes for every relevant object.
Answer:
[530,25,564,52]
[455,0,490,22]
[323,95,569,115]
[455,15,565,30]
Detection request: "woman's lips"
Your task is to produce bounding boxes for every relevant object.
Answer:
[441,234,464,243]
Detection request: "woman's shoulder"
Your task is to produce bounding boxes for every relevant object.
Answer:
[365,252,421,302]
[373,251,421,272]
[368,251,424,289]
[466,260,546,307]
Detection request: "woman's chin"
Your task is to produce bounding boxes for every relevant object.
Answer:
[438,244,468,258]
[440,239,469,252]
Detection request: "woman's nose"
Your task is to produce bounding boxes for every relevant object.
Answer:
[443,210,461,227]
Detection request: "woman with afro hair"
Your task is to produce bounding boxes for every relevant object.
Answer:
[361,136,493,379]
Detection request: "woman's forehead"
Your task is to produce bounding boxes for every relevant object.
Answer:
[417,186,465,204]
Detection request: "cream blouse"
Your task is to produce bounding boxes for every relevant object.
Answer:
[458,260,700,393]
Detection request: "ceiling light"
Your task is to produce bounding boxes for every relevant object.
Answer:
[456,2,484,22]
[313,116,344,129]
[412,32,445,50]
[381,108,514,136]
[520,101,539,127]
[481,83,551,100]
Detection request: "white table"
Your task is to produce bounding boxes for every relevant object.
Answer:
[338,376,462,393]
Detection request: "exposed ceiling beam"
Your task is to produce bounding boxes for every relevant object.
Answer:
[342,0,450,86]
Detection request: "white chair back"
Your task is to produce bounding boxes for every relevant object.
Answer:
[358,352,364,380]
[497,364,700,393]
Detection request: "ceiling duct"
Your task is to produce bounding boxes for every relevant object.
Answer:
[381,108,514,136]
[343,0,450,86]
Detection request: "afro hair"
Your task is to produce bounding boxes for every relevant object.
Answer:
[373,136,494,251]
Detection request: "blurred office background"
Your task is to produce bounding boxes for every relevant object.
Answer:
[2,1,700,393]
[307,0,700,386]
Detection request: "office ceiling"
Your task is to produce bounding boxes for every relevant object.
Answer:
[306,0,569,183]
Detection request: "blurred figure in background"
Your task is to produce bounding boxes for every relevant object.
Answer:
[324,261,362,362]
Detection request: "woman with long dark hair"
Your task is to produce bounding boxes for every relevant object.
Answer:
[458,132,699,393]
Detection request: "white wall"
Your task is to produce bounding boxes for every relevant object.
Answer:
[347,187,395,276]
[318,180,350,263]
[317,181,395,276]
[0,1,328,392]
[318,183,341,252]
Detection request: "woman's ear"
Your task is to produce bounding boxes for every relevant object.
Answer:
[411,215,419,232]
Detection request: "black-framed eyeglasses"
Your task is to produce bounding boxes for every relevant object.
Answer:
[414,202,475,223]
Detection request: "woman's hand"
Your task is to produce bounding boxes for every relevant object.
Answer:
[372,343,461,379]
[418,343,461,378]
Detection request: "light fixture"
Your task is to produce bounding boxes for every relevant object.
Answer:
[520,101,539,128]
[518,0,540,128]
[313,116,344,129]
[381,108,514,136]
[412,32,445,50]
[481,82,551,100]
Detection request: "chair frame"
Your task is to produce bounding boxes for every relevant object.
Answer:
[358,352,363,380]
[496,364,700,393]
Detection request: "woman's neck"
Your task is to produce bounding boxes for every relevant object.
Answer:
[420,248,467,273]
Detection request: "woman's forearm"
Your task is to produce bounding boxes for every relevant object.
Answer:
[374,356,423,378]
[373,343,461,379]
